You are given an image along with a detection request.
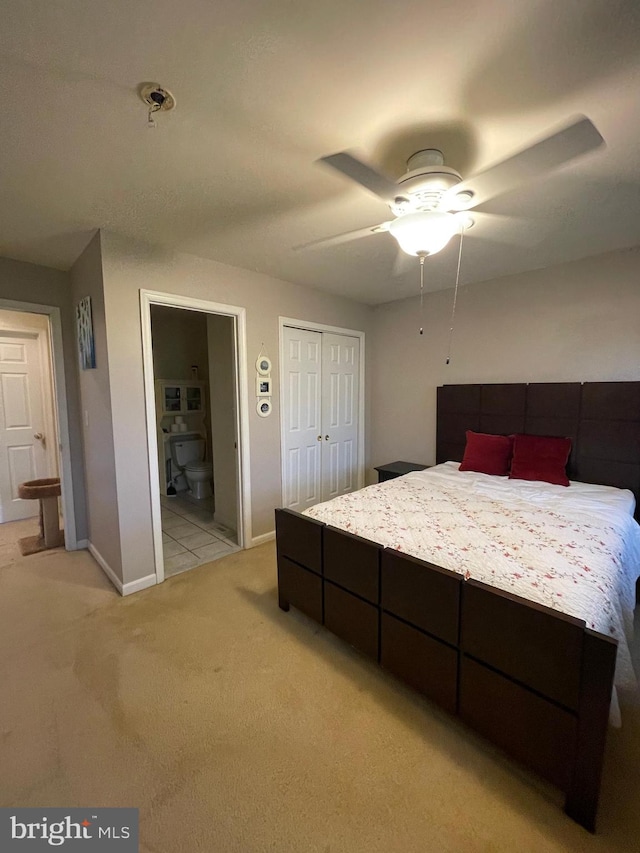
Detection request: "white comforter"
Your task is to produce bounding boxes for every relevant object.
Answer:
[304,462,640,706]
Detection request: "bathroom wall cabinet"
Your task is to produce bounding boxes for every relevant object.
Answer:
[156,380,206,415]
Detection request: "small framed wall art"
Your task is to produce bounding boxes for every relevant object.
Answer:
[256,355,272,376]
[76,296,96,370]
[257,399,272,417]
[256,377,272,396]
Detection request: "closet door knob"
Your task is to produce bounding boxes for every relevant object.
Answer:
[317,435,322,441]
[324,435,329,441]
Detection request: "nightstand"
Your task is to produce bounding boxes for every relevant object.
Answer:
[374,461,429,483]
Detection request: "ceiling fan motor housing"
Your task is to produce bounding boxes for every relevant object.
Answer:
[393,149,462,211]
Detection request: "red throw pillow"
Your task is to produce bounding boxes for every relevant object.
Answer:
[509,434,572,487]
[459,431,514,476]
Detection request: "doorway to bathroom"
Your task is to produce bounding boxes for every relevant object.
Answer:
[141,291,250,582]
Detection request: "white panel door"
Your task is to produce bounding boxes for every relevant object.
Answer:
[321,333,360,502]
[281,326,360,511]
[0,333,48,522]
[281,327,322,512]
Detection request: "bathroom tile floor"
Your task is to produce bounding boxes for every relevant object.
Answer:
[160,493,239,578]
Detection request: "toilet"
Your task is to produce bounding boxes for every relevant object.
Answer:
[169,434,213,499]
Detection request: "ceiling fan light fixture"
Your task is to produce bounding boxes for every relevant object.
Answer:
[389,211,460,257]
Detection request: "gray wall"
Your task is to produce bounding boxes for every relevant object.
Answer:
[0,255,87,541]
[70,233,123,578]
[150,305,210,383]
[371,245,640,468]
[100,231,374,585]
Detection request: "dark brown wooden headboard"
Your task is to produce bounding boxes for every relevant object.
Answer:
[436,382,640,520]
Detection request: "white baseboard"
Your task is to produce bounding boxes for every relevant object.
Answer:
[88,542,123,594]
[250,530,275,547]
[122,573,157,596]
[87,543,157,596]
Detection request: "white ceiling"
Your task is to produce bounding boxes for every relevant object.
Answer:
[1,0,640,304]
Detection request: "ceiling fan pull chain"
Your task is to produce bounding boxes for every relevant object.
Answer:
[446,230,465,364]
[419,255,425,335]
[147,102,161,128]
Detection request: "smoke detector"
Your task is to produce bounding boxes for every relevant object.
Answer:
[139,83,176,112]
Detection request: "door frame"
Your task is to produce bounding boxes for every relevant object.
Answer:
[0,298,80,548]
[140,289,252,584]
[278,317,365,507]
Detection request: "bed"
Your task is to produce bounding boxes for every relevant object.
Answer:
[275,381,640,832]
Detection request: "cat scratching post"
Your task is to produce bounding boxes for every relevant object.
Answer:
[17,478,64,556]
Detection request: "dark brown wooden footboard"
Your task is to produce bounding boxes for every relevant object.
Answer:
[275,507,618,833]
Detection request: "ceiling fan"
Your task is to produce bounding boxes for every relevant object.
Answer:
[305,117,604,258]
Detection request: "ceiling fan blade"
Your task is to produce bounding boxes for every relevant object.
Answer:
[462,211,539,246]
[445,116,604,208]
[293,221,392,251]
[319,152,400,204]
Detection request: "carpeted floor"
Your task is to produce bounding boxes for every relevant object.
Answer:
[1,518,639,852]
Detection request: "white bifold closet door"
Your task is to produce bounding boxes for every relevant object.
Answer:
[282,326,360,512]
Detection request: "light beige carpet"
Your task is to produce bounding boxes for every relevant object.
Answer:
[1,518,639,853]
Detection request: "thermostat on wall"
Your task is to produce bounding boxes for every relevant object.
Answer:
[257,399,272,417]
